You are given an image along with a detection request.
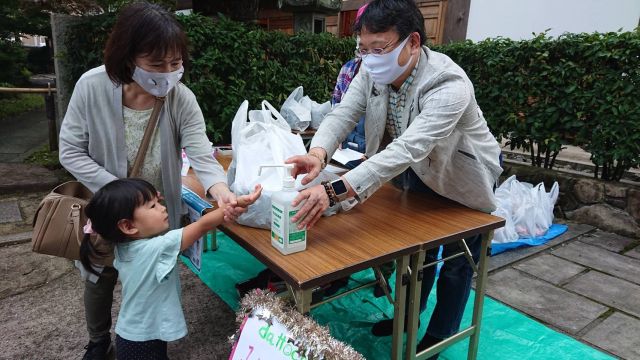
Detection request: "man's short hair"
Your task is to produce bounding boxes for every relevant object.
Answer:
[103,2,189,85]
[354,0,427,46]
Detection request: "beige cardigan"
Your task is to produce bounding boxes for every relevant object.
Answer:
[311,47,503,213]
[59,65,226,230]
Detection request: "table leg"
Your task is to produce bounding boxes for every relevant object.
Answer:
[392,255,410,360]
[467,231,493,360]
[209,230,218,251]
[293,288,313,314]
[406,250,426,360]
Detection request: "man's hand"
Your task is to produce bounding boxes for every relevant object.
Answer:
[290,184,330,229]
[285,150,325,186]
[284,155,320,185]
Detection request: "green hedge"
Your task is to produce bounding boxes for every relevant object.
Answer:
[62,12,353,144]
[434,31,640,181]
[0,39,29,86]
[180,14,353,142]
[60,11,638,181]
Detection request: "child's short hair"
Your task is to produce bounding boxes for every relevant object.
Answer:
[80,178,158,273]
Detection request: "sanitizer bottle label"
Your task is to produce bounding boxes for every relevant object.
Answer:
[271,204,284,246]
[288,210,306,244]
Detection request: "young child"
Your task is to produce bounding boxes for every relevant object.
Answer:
[80,178,261,360]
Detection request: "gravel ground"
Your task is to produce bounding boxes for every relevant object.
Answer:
[0,242,237,360]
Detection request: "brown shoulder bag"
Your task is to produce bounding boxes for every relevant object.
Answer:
[31,97,165,261]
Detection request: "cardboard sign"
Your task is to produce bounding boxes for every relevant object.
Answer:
[180,185,213,272]
[180,206,203,272]
[230,308,307,360]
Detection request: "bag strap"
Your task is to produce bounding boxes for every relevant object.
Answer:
[130,97,166,178]
[70,203,83,247]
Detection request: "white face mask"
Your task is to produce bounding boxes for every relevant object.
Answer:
[362,36,412,85]
[131,66,184,97]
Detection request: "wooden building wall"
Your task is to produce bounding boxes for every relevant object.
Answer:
[256,8,294,34]
[326,0,469,45]
[253,0,469,44]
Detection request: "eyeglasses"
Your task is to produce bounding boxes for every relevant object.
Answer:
[356,38,401,57]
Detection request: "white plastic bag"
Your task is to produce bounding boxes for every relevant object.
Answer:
[310,99,331,129]
[280,86,311,131]
[492,175,559,243]
[228,100,351,229]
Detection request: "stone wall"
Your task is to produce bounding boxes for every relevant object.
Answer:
[501,161,640,238]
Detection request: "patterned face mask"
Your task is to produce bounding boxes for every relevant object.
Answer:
[361,36,412,85]
[131,66,184,97]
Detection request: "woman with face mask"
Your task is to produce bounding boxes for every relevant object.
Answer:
[58,3,246,359]
[285,0,502,358]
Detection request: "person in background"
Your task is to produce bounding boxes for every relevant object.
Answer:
[285,0,502,357]
[332,2,368,169]
[58,3,247,359]
[332,53,366,170]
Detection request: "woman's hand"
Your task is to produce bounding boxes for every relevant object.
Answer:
[236,184,262,208]
[290,184,330,229]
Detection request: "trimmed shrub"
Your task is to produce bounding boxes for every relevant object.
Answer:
[61,12,353,143]
[0,39,29,86]
[59,11,639,181]
[435,30,640,180]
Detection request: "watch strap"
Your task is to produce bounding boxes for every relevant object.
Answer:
[321,181,337,207]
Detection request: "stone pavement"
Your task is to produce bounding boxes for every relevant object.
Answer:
[484,225,640,359]
[4,196,640,359]
[0,108,50,163]
[1,108,639,359]
[0,109,239,359]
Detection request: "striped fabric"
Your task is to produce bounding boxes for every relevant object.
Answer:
[386,63,418,139]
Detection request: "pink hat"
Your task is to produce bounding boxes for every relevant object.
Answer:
[355,3,369,23]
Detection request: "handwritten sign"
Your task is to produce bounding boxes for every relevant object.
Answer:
[230,308,307,360]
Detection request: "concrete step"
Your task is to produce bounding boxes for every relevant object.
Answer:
[0,163,60,193]
[0,231,32,247]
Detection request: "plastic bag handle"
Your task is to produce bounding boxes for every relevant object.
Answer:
[261,100,290,130]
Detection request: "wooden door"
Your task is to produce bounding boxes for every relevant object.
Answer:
[417,0,448,45]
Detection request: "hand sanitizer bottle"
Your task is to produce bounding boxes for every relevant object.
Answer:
[258,164,307,255]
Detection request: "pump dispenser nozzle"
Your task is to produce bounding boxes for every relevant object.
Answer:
[258,164,295,189]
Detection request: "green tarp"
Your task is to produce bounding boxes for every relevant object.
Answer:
[182,231,612,360]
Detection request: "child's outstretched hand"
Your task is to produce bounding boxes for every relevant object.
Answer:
[224,185,262,222]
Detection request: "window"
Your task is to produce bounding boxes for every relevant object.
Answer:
[313,17,325,34]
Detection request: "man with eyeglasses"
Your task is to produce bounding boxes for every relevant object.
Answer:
[285,0,502,357]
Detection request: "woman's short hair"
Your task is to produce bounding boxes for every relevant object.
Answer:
[354,0,427,46]
[104,2,189,85]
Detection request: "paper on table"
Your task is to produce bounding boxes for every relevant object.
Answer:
[332,148,363,165]
[325,164,348,174]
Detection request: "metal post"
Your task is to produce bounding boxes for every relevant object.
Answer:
[406,250,426,360]
[392,255,410,360]
[45,83,57,151]
[467,231,493,360]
